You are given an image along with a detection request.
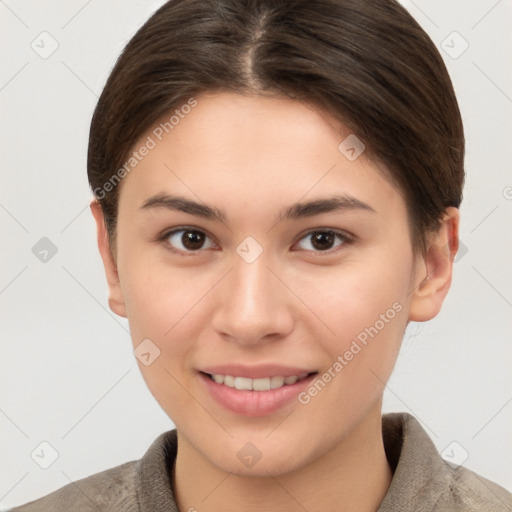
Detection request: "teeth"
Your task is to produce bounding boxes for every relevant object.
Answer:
[212,374,224,384]
[234,377,252,390]
[224,375,235,387]
[209,373,308,391]
[253,378,271,391]
[270,376,285,389]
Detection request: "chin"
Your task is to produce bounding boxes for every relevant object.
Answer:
[202,432,313,478]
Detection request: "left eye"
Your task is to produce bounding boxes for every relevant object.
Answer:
[166,229,216,252]
[295,230,349,252]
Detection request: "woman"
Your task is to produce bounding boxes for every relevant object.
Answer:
[11,0,512,510]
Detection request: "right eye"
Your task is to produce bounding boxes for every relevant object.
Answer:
[162,228,217,254]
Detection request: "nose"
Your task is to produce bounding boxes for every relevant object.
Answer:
[210,253,295,346]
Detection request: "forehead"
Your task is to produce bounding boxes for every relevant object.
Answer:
[117,92,404,224]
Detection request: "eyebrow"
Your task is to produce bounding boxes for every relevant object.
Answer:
[140,193,376,222]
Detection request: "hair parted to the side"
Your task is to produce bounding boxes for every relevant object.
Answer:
[87,0,465,254]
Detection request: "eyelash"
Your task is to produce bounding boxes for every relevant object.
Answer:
[156,226,354,256]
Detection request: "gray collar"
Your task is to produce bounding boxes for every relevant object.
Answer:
[135,412,511,511]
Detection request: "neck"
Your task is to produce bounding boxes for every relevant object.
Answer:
[172,404,392,512]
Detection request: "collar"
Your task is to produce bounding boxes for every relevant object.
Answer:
[133,412,501,511]
[378,412,451,511]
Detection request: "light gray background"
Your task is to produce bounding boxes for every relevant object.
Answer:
[1,0,511,508]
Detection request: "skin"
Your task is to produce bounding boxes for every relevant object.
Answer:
[91,92,459,512]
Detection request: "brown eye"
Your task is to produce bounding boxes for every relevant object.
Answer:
[311,231,335,250]
[296,230,349,252]
[166,229,215,252]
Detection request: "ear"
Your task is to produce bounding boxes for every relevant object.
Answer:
[90,199,127,318]
[408,207,460,322]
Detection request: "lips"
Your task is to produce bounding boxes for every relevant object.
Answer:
[198,364,318,417]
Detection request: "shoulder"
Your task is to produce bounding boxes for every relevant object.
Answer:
[438,464,512,512]
[380,412,512,512]
[6,460,140,512]
[4,429,178,512]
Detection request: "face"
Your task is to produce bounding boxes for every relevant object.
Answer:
[94,92,452,477]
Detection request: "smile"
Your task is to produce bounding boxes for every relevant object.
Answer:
[208,372,310,391]
[199,369,318,417]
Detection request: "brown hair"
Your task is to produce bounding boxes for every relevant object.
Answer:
[87,0,464,253]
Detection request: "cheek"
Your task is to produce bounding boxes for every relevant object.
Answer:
[301,251,411,335]
[118,245,209,339]
[119,262,207,421]
[295,248,413,388]
[292,249,412,418]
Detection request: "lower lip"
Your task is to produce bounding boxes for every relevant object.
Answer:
[198,372,317,417]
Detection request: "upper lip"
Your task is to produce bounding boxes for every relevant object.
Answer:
[199,364,316,379]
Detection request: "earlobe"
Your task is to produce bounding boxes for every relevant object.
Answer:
[90,199,127,318]
[408,207,460,322]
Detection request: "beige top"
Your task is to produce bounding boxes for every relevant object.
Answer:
[8,413,512,511]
